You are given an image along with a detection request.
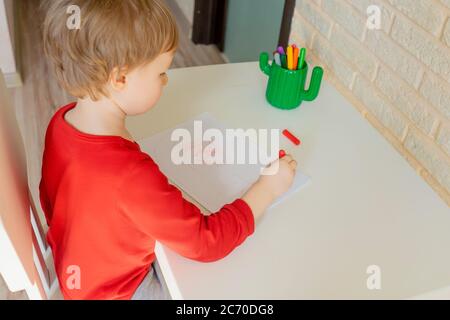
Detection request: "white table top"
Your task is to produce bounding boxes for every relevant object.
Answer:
[126,62,450,299]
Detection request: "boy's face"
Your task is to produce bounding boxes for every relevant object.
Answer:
[114,50,175,115]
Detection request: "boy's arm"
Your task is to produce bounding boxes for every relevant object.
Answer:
[241,181,276,224]
[117,157,255,262]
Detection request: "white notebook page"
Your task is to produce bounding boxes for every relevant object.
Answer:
[138,113,310,212]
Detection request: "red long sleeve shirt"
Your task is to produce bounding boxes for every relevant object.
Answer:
[39,103,255,300]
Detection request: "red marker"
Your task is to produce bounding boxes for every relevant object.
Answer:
[282,129,301,146]
[279,149,286,159]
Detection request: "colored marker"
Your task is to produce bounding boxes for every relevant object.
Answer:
[274,52,281,66]
[287,45,293,70]
[273,51,278,60]
[282,129,301,146]
[298,48,306,70]
[279,149,286,159]
[281,54,287,68]
[277,46,285,55]
[293,46,299,70]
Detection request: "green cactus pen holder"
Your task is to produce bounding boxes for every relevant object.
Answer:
[259,52,324,110]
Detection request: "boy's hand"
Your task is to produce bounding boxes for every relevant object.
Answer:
[258,154,297,199]
[242,154,297,223]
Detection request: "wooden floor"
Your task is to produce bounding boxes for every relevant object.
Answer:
[1,0,225,300]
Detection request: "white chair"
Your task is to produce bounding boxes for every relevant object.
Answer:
[0,70,58,299]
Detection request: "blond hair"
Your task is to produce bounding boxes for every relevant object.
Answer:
[43,0,178,100]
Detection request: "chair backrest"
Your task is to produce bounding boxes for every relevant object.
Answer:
[0,70,56,299]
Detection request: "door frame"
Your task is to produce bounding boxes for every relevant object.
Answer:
[192,0,295,51]
[192,0,229,51]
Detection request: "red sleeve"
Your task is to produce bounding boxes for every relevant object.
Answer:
[38,178,51,226]
[116,157,255,262]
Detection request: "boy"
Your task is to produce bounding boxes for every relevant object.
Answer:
[40,0,297,300]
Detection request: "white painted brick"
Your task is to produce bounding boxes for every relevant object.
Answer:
[353,75,408,139]
[290,11,316,48]
[291,1,450,198]
[443,19,450,48]
[375,66,437,135]
[347,0,395,33]
[330,24,377,78]
[295,0,331,37]
[437,123,450,157]
[441,0,450,9]
[311,34,355,87]
[419,72,450,119]
[391,16,450,83]
[404,129,450,192]
[388,0,447,36]
[322,0,366,40]
[364,28,423,86]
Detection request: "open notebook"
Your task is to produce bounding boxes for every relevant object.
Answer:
[138,113,310,212]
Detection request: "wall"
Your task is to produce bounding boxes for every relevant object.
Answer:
[0,0,16,74]
[290,0,450,205]
[224,0,284,62]
[4,0,14,51]
[0,0,20,87]
[174,0,194,26]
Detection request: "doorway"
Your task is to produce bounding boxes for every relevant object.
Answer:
[192,0,295,62]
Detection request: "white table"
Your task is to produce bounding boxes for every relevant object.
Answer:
[126,62,450,299]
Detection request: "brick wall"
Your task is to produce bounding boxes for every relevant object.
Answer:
[290,0,450,205]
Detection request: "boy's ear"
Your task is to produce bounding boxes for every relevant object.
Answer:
[109,66,128,91]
